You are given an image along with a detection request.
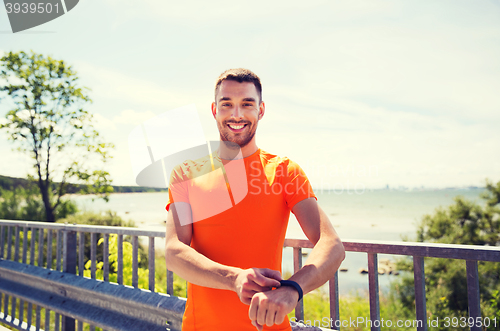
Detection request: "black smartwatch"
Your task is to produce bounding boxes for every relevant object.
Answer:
[279,280,303,302]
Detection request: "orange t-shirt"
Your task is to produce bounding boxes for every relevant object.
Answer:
[166,149,316,331]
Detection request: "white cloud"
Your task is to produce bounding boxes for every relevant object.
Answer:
[102,0,397,25]
[74,61,195,109]
[92,113,117,131]
[113,109,156,125]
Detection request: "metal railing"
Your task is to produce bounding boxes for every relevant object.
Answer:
[0,258,186,331]
[1,219,499,331]
[285,238,500,331]
[0,220,175,331]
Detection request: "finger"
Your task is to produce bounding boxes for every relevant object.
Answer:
[249,284,274,294]
[265,306,277,327]
[240,296,251,305]
[251,320,263,331]
[256,298,268,326]
[275,310,286,325]
[248,296,258,322]
[245,280,271,292]
[260,268,283,282]
[252,270,281,288]
[241,289,258,305]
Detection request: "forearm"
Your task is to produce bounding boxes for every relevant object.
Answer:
[165,240,240,291]
[165,202,241,291]
[288,234,345,294]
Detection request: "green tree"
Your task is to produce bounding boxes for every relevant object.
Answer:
[395,180,500,330]
[0,51,114,222]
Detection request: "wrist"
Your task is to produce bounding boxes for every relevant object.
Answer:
[279,279,303,302]
[229,267,243,292]
[278,285,300,302]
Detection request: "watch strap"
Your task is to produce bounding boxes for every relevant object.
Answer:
[279,280,303,302]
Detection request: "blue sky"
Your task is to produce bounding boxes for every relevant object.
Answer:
[1,0,499,189]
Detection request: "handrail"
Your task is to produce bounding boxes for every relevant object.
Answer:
[0,220,165,237]
[285,238,500,261]
[1,219,499,331]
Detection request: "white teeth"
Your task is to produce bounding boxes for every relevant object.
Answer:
[229,124,244,129]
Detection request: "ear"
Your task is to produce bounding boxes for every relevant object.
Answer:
[211,102,217,119]
[258,101,265,120]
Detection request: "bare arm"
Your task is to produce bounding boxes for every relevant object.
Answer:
[165,202,281,302]
[288,197,345,293]
[249,198,345,330]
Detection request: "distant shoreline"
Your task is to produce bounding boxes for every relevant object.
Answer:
[1,174,486,193]
[0,174,167,194]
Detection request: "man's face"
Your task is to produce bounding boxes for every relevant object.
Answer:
[212,80,265,148]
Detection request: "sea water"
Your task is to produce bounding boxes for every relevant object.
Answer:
[71,187,485,295]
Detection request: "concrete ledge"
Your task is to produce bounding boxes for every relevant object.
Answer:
[0,259,185,331]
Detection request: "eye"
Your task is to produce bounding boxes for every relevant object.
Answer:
[243,103,253,107]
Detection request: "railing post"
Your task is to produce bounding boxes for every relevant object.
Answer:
[103,233,109,282]
[166,269,174,295]
[90,232,97,279]
[149,237,155,292]
[30,227,36,266]
[117,234,123,285]
[47,230,53,269]
[329,270,340,330]
[0,225,5,258]
[6,226,12,260]
[14,226,20,262]
[466,260,481,331]
[413,256,427,331]
[293,247,304,322]
[132,235,139,288]
[62,229,77,331]
[63,230,77,274]
[22,226,28,264]
[367,253,380,331]
[38,228,44,266]
[78,232,85,276]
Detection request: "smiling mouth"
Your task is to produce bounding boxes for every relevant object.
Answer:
[227,123,248,131]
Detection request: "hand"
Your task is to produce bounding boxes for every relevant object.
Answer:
[234,268,282,305]
[249,286,299,331]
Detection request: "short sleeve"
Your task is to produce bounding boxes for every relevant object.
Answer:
[166,165,189,212]
[283,160,316,209]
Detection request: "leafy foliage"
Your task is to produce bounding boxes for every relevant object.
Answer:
[395,180,500,330]
[83,233,187,296]
[83,234,151,288]
[0,174,166,195]
[57,210,148,270]
[0,182,77,221]
[0,51,114,222]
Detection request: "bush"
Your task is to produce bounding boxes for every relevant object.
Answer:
[58,210,148,271]
[393,180,500,330]
[0,185,78,222]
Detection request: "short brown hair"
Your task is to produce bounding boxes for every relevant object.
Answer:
[214,68,262,104]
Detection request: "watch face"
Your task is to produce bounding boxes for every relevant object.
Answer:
[5,0,79,33]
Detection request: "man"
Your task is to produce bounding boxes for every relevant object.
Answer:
[165,68,345,331]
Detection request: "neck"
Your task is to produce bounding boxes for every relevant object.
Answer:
[218,139,258,159]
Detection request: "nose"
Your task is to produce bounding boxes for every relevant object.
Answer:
[231,105,243,120]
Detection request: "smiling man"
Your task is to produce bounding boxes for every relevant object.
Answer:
[165,68,345,331]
